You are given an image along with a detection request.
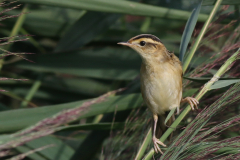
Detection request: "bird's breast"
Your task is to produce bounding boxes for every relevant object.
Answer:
[140,63,182,115]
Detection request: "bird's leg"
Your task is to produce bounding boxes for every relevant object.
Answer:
[152,114,166,154]
[181,97,199,110]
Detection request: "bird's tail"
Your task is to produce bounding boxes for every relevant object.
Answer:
[154,111,175,140]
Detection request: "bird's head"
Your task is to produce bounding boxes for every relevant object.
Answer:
[118,34,168,61]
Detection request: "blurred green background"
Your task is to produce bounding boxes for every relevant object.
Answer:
[0,0,240,160]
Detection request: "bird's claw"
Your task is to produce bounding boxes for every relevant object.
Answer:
[152,136,166,154]
[182,97,199,110]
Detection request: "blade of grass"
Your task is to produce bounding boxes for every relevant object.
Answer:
[210,79,240,89]
[140,17,152,32]
[143,48,240,159]
[12,144,54,160]
[179,1,202,62]
[20,0,208,22]
[16,136,73,160]
[20,75,42,107]
[93,114,104,123]
[134,128,152,160]
[164,108,176,125]
[0,4,29,70]
[20,28,46,53]
[4,5,29,51]
[16,145,46,160]
[182,0,223,73]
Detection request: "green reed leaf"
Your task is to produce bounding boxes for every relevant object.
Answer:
[179,1,202,62]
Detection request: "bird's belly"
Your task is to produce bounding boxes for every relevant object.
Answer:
[141,73,181,115]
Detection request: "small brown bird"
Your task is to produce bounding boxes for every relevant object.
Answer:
[118,34,198,154]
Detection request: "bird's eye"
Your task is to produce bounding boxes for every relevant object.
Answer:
[140,41,146,46]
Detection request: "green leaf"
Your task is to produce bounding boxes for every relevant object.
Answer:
[179,1,202,62]
[183,88,199,98]
[182,0,223,73]
[55,11,119,52]
[134,129,152,160]
[12,47,141,80]
[16,136,74,160]
[16,145,46,160]
[165,108,176,125]
[41,77,112,96]
[0,93,142,133]
[16,145,48,160]
[20,0,208,22]
[3,8,80,38]
[210,80,240,89]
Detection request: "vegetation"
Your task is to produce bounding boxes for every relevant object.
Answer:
[0,0,240,159]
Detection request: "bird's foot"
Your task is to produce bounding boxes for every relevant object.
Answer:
[181,97,199,110]
[152,136,166,154]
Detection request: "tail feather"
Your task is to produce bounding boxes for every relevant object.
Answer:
[154,111,175,140]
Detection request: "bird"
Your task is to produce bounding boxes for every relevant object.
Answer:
[118,34,198,154]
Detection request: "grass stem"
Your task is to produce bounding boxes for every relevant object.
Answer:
[134,128,152,160]
[20,75,42,107]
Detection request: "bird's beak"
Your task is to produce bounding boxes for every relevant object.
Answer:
[117,42,132,46]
